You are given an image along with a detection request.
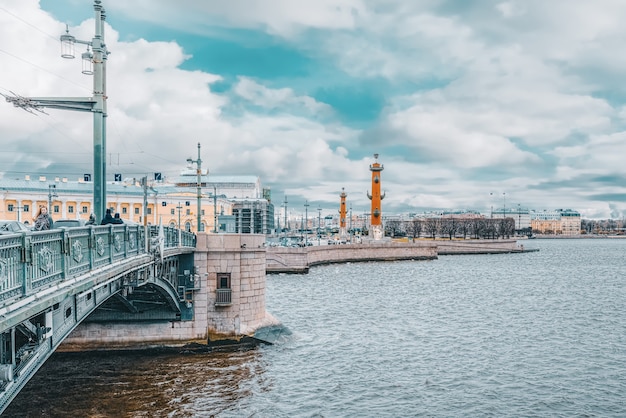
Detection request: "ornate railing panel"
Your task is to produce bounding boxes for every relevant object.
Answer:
[65,227,92,277]
[28,231,64,292]
[0,235,25,302]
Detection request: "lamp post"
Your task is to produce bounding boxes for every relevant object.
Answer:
[4,1,109,221]
[489,192,493,218]
[317,206,322,246]
[213,185,217,233]
[283,195,288,238]
[176,202,182,229]
[186,142,203,232]
[517,203,521,231]
[349,204,353,243]
[48,185,58,214]
[503,192,506,217]
[304,200,309,246]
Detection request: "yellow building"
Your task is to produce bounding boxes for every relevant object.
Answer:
[0,171,274,234]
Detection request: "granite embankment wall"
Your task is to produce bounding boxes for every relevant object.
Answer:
[266,239,522,273]
[267,241,438,273]
[435,239,521,255]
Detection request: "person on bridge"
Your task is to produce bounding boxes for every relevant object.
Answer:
[86,213,96,225]
[33,206,53,231]
[112,213,124,224]
[101,209,115,225]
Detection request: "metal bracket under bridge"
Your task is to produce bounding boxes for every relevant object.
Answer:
[0,224,197,413]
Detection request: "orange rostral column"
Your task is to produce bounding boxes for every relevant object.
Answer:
[339,187,348,239]
[367,153,385,240]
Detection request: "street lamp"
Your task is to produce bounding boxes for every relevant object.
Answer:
[317,206,322,246]
[176,202,183,229]
[349,204,353,243]
[304,200,309,246]
[5,1,110,221]
[503,192,506,217]
[186,142,203,232]
[213,185,218,233]
[283,195,288,238]
[48,184,58,214]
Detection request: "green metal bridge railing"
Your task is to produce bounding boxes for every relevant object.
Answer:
[0,225,196,304]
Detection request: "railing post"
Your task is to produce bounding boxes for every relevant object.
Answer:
[61,229,68,283]
[88,227,95,270]
[109,225,114,263]
[20,234,32,297]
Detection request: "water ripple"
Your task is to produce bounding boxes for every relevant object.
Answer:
[6,239,626,417]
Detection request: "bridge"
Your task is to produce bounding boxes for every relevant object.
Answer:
[0,224,197,413]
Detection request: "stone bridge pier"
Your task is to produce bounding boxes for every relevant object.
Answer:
[61,234,281,351]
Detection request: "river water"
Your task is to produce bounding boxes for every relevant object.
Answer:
[6,239,626,417]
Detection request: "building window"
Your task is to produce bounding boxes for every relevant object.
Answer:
[82,206,89,214]
[54,205,60,213]
[122,207,127,214]
[215,273,232,306]
[170,209,175,215]
[135,207,140,215]
[23,204,30,213]
[201,209,205,215]
[185,221,191,232]
[147,208,152,215]
[8,204,14,212]
[186,209,190,216]
[68,206,74,213]
[217,273,231,289]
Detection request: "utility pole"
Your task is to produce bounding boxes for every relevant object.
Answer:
[304,200,309,246]
[5,1,110,221]
[187,142,203,232]
[48,185,58,214]
[317,206,322,246]
[142,176,148,226]
[213,185,217,233]
[283,195,288,238]
[177,202,182,229]
[349,204,353,243]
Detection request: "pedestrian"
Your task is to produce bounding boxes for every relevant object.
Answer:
[100,208,115,225]
[113,213,124,224]
[86,213,96,225]
[33,206,53,231]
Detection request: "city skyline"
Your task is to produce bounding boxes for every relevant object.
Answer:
[2,1,626,219]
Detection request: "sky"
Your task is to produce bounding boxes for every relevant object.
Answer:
[1,0,626,220]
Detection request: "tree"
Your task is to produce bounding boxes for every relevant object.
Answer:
[385,219,402,237]
[406,218,422,241]
[424,218,440,239]
[440,218,458,240]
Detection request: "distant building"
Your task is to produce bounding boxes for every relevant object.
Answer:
[530,209,581,235]
[0,171,274,234]
[492,207,531,230]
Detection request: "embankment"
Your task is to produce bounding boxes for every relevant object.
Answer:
[266,239,522,273]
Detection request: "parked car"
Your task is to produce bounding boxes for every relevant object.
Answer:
[0,220,31,235]
[54,219,87,228]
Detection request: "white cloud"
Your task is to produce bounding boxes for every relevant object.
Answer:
[108,0,367,38]
[233,77,332,116]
